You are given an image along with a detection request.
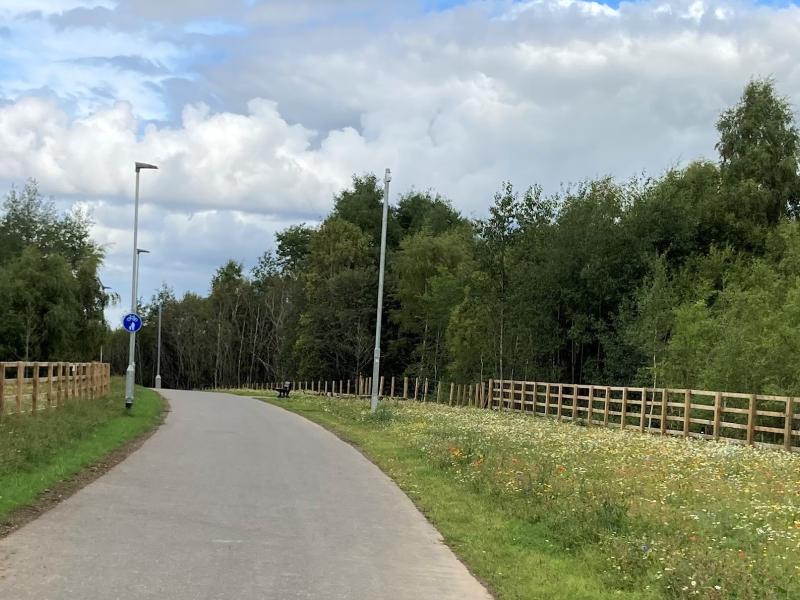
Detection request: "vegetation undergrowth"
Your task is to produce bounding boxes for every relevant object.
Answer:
[0,377,163,519]
[240,391,800,600]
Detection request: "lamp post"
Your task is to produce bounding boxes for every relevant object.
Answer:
[125,161,158,410]
[135,248,149,301]
[370,168,391,413]
[155,303,162,389]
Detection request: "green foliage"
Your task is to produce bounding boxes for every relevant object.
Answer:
[294,218,377,378]
[717,78,800,222]
[0,180,109,361]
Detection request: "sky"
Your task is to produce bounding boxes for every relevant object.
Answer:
[1,0,799,326]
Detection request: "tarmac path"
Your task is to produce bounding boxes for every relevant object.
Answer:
[0,390,491,599]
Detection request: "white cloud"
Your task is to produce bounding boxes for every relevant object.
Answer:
[2,0,800,307]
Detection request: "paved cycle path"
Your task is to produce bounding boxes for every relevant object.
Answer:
[0,390,491,599]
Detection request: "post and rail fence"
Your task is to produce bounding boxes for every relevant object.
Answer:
[0,362,111,417]
[243,375,799,453]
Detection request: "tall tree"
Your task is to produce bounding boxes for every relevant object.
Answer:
[717,78,800,224]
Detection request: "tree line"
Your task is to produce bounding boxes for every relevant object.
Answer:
[9,78,799,396]
[0,181,111,362]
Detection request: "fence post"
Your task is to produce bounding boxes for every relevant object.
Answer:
[570,383,578,420]
[556,384,564,421]
[423,378,428,402]
[56,363,63,406]
[620,387,629,428]
[603,387,610,426]
[32,362,40,414]
[16,361,24,413]
[47,363,54,408]
[785,397,794,451]
[747,394,757,446]
[682,389,691,438]
[449,382,455,406]
[379,376,385,399]
[659,389,667,434]
[639,388,647,432]
[390,377,395,398]
[403,377,408,400]
[0,363,5,417]
[413,378,419,401]
[713,392,722,441]
[587,385,594,426]
[436,382,442,403]
[545,383,551,416]
[486,379,493,409]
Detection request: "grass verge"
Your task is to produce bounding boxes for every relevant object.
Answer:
[235,391,800,600]
[0,377,164,525]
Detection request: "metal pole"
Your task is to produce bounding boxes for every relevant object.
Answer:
[155,303,162,389]
[124,169,140,409]
[370,168,391,413]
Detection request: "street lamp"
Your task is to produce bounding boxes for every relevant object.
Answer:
[155,302,162,389]
[125,161,158,410]
[370,168,391,413]
[135,248,150,301]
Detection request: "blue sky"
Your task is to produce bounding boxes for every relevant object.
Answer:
[1,0,799,325]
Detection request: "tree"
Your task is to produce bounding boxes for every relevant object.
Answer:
[294,218,377,378]
[393,228,474,381]
[0,180,109,361]
[717,78,800,224]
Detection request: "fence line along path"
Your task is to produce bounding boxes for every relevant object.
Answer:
[0,362,111,416]
[247,375,799,453]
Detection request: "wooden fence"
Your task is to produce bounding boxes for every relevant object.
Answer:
[252,375,800,452]
[0,362,111,416]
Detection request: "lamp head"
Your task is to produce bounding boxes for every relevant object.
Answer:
[135,162,158,172]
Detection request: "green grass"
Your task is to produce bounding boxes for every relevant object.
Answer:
[233,391,800,600]
[0,377,163,520]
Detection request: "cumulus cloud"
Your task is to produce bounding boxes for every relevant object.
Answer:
[1,0,800,313]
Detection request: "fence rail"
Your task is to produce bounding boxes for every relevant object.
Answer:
[0,361,111,416]
[248,375,799,452]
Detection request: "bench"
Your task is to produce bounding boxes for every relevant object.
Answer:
[277,382,292,398]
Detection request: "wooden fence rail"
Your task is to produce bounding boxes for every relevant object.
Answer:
[487,380,799,452]
[246,376,799,453]
[0,362,111,416]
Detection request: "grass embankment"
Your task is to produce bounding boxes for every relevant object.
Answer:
[241,392,799,600]
[0,378,163,521]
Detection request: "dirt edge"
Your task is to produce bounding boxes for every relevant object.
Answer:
[0,392,170,540]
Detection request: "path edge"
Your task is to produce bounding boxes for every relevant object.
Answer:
[0,391,171,540]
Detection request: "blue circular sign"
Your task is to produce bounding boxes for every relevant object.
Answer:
[122,313,143,333]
